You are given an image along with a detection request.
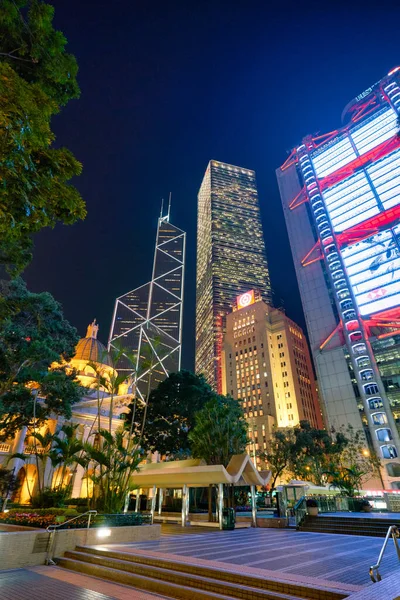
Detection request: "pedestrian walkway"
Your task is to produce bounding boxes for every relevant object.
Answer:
[0,566,166,600]
[102,526,399,588]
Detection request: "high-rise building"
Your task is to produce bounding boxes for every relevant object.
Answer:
[108,208,185,402]
[195,160,272,392]
[276,67,400,488]
[222,290,323,465]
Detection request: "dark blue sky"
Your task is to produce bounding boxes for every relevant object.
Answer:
[25,0,400,369]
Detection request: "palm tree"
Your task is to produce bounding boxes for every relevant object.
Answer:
[83,428,141,513]
[48,423,87,499]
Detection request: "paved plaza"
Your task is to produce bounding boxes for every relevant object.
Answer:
[107,525,400,589]
[2,526,400,599]
[0,566,166,600]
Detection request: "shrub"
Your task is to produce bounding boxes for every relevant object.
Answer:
[67,498,91,507]
[5,508,66,516]
[31,489,67,508]
[0,512,57,528]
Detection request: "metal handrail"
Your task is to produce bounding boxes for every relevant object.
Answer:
[45,510,97,565]
[369,525,400,582]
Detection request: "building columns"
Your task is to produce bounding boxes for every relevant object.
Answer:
[250,485,257,527]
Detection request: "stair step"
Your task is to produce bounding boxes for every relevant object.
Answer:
[58,556,236,600]
[58,554,311,600]
[73,545,347,600]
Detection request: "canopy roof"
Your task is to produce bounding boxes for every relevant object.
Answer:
[133,454,271,488]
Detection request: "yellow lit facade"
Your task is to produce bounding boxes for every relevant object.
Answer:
[222,292,324,465]
[195,161,272,392]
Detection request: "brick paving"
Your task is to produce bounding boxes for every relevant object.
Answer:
[98,526,400,588]
[0,566,167,600]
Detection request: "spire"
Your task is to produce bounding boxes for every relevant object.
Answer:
[86,319,99,339]
[167,192,171,221]
[160,198,164,218]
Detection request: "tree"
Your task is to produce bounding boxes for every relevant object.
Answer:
[84,429,142,513]
[260,428,298,493]
[189,394,248,519]
[325,425,381,496]
[189,394,248,466]
[290,420,348,486]
[0,0,85,273]
[48,423,86,495]
[127,370,214,457]
[0,466,20,510]
[0,278,83,440]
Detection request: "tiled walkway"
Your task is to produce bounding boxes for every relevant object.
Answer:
[0,566,166,600]
[102,526,400,588]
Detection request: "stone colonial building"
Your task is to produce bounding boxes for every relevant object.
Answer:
[0,321,132,504]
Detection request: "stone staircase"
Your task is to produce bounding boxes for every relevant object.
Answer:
[57,545,349,600]
[298,515,400,537]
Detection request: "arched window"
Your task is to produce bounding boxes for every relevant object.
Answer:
[372,412,387,426]
[368,397,383,410]
[376,428,392,442]
[364,383,379,396]
[381,445,398,459]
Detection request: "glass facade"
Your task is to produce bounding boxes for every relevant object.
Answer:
[195,161,272,391]
[278,68,400,487]
[109,217,185,400]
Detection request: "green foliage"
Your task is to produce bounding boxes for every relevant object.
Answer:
[0,278,83,440]
[289,421,348,486]
[31,487,67,508]
[0,0,84,273]
[127,370,213,457]
[324,425,381,496]
[84,428,142,513]
[260,428,298,492]
[0,466,20,505]
[189,394,248,465]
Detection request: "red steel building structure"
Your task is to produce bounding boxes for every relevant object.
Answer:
[278,67,400,488]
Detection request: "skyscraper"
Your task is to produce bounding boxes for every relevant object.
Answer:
[109,208,185,401]
[196,160,272,392]
[223,290,323,466]
[277,67,400,488]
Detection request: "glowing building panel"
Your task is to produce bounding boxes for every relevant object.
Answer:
[342,226,400,316]
[350,107,397,155]
[322,172,379,232]
[367,148,400,211]
[311,136,357,178]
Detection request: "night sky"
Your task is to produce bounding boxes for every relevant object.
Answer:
[25,0,400,370]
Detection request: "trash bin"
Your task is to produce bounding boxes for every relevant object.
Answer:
[222,507,235,530]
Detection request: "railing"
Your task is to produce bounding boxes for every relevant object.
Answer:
[24,445,46,455]
[45,510,97,565]
[369,525,400,582]
[294,496,307,527]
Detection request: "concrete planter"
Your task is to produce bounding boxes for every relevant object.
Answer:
[0,524,160,571]
[307,507,318,517]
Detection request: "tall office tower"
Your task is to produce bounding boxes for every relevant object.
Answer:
[108,207,185,402]
[276,67,400,488]
[223,290,323,466]
[195,160,272,392]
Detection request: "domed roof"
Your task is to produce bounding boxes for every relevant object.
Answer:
[73,320,113,367]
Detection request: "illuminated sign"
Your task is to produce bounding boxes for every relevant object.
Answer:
[237,290,255,310]
[342,226,400,316]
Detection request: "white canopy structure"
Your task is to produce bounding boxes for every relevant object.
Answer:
[132,454,271,529]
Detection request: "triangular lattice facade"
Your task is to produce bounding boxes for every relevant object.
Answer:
[108,216,185,401]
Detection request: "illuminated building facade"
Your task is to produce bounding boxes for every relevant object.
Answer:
[223,291,323,465]
[195,161,272,392]
[277,67,400,488]
[109,208,185,401]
